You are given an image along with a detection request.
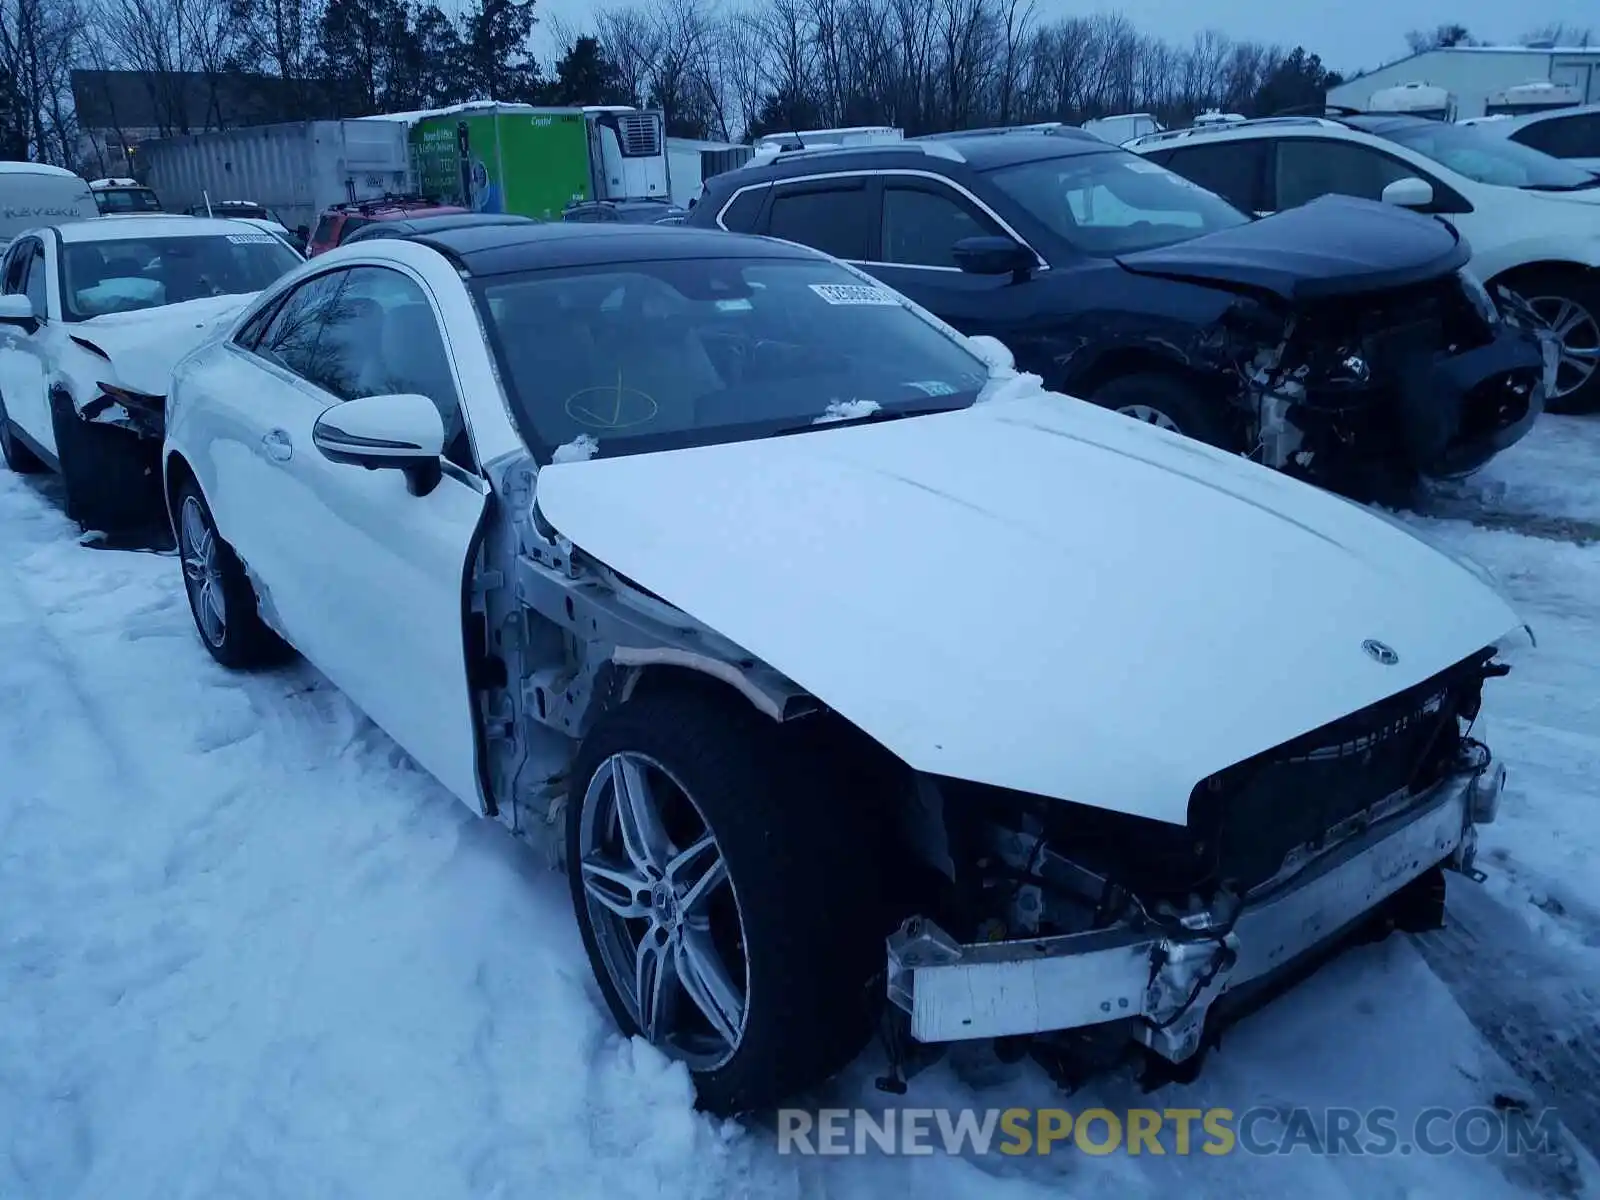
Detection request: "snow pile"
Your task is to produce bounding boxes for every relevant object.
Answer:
[813,398,881,424]
[552,433,600,463]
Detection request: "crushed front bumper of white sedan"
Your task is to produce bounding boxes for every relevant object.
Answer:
[885,748,1505,1068]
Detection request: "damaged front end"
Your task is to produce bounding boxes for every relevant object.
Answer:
[51,375,170,543]
[882,646,1510,1087]
[1212,271,1549,498]
[80,380,167,440]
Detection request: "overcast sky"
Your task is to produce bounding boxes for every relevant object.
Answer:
[530,0,1598,78]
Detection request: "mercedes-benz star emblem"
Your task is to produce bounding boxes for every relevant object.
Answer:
[1362,639,1399,665]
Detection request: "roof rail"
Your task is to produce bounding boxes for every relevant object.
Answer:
[748,139,968,165]
[1124,114,1342,148]
[1271,103,1364,117]
[913,122,1063,139]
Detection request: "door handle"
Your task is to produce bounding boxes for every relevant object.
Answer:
[262,428,293,461]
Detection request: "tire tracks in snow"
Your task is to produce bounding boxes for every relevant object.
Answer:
[1414,880,1600,1195]
[0,479,426,1200]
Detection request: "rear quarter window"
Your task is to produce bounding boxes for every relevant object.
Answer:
[715,184,770,231]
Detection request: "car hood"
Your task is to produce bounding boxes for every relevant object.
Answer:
[1116,194,1469,301]
[1518,184,1600,209]
[71,293,256,395]
[533,386,1522,827]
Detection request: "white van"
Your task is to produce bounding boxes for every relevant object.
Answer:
[0,162,99,251]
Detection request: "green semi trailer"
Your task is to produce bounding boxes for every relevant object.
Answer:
[396,103,672,221]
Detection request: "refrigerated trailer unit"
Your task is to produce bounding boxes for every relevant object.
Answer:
[375,102,671,221]
[135,120,413,235]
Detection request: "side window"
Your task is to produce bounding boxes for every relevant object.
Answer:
[1512,114,1600,160]
[1,241,30,295]
[255,269,349,381]
[336,216,369,244]
[766,182,871,260]
[310,215,338,246]
[1162,142,1268,212]
[24,245,48,318]
[326,266,474,469]
[880,185,1002,268]
[716,185,768,231]
[234,294,284,350]
[1273,139,1413,209]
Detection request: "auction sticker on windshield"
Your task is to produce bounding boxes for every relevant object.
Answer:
[810,283,901,306]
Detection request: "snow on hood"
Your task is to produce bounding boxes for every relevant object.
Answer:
[534,384,1523,827]
[75,293,255,395]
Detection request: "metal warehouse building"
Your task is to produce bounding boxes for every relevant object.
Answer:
[1328,45,1600,119]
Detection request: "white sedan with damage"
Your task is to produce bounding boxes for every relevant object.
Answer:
[161,221,1528,1115]
[0,215,301,542]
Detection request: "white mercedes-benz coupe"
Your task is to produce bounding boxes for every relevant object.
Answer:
[0,215,302,541]
[162,222,1527,1115]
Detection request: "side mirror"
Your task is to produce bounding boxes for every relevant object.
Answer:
[0,293,38,330]
[967,334,1016,374]
[952,235,1035,281]
[1381,177,1435,209]
[312,393,446,496]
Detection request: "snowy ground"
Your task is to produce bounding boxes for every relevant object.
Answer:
[3,416,1600,1200]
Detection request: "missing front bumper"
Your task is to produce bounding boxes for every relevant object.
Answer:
[885,759,1503,1064]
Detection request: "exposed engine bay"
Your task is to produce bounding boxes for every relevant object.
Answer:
[878,646,1510,1090]
[1211,271,1550,499]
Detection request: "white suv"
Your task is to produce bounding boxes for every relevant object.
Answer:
[1464,104,1600,176]
[1128,113,1600,412]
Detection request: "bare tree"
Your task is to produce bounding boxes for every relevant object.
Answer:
[594,4,661,108]
[576,0,1344,142]
[1,0,82,162]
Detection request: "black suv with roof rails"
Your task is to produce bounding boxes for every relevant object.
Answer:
[687,127,1551,500]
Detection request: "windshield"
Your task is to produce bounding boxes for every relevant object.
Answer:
[61,233,301,320]
[986,150,1250,254]
[93,187,162,213]
[1374,121,1599,189]
[476,257,990,459]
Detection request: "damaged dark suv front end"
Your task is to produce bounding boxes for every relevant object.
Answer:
[690,136,1548,502]
[1115,196,1551,497]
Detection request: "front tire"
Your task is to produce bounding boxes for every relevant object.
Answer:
[1501,270,1600,414]
[175,479,292,669]
[1091,372,1235,449]
[567,686,881,1116]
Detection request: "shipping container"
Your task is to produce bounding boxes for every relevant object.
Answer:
[136,120,413,236]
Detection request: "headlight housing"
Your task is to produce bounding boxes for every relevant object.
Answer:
[1457,267,1500,326]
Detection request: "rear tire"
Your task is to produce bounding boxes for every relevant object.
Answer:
[567,686,882,1116]
[175,479,292,670]
[1091,372,1236,450]
[0,391,45,474]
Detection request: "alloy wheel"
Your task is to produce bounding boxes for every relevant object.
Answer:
[1116,403,1182,432]
[179,495,227,648]
[576,751,750,1070]
[1525,293,1600,401]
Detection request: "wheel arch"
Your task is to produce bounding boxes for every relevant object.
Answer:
[163,448,197,534]
[1067,345,1237,407]
[615,655,793,723]
[1487,259,1600,291]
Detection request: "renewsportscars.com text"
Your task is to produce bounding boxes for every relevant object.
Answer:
[776,1106,1563,1157]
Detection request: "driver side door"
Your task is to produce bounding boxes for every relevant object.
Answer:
[866,177,1038,334]
[216,264,490,810]
[0,237,58,456]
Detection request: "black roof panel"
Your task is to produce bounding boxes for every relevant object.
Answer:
[413,222,820,273]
